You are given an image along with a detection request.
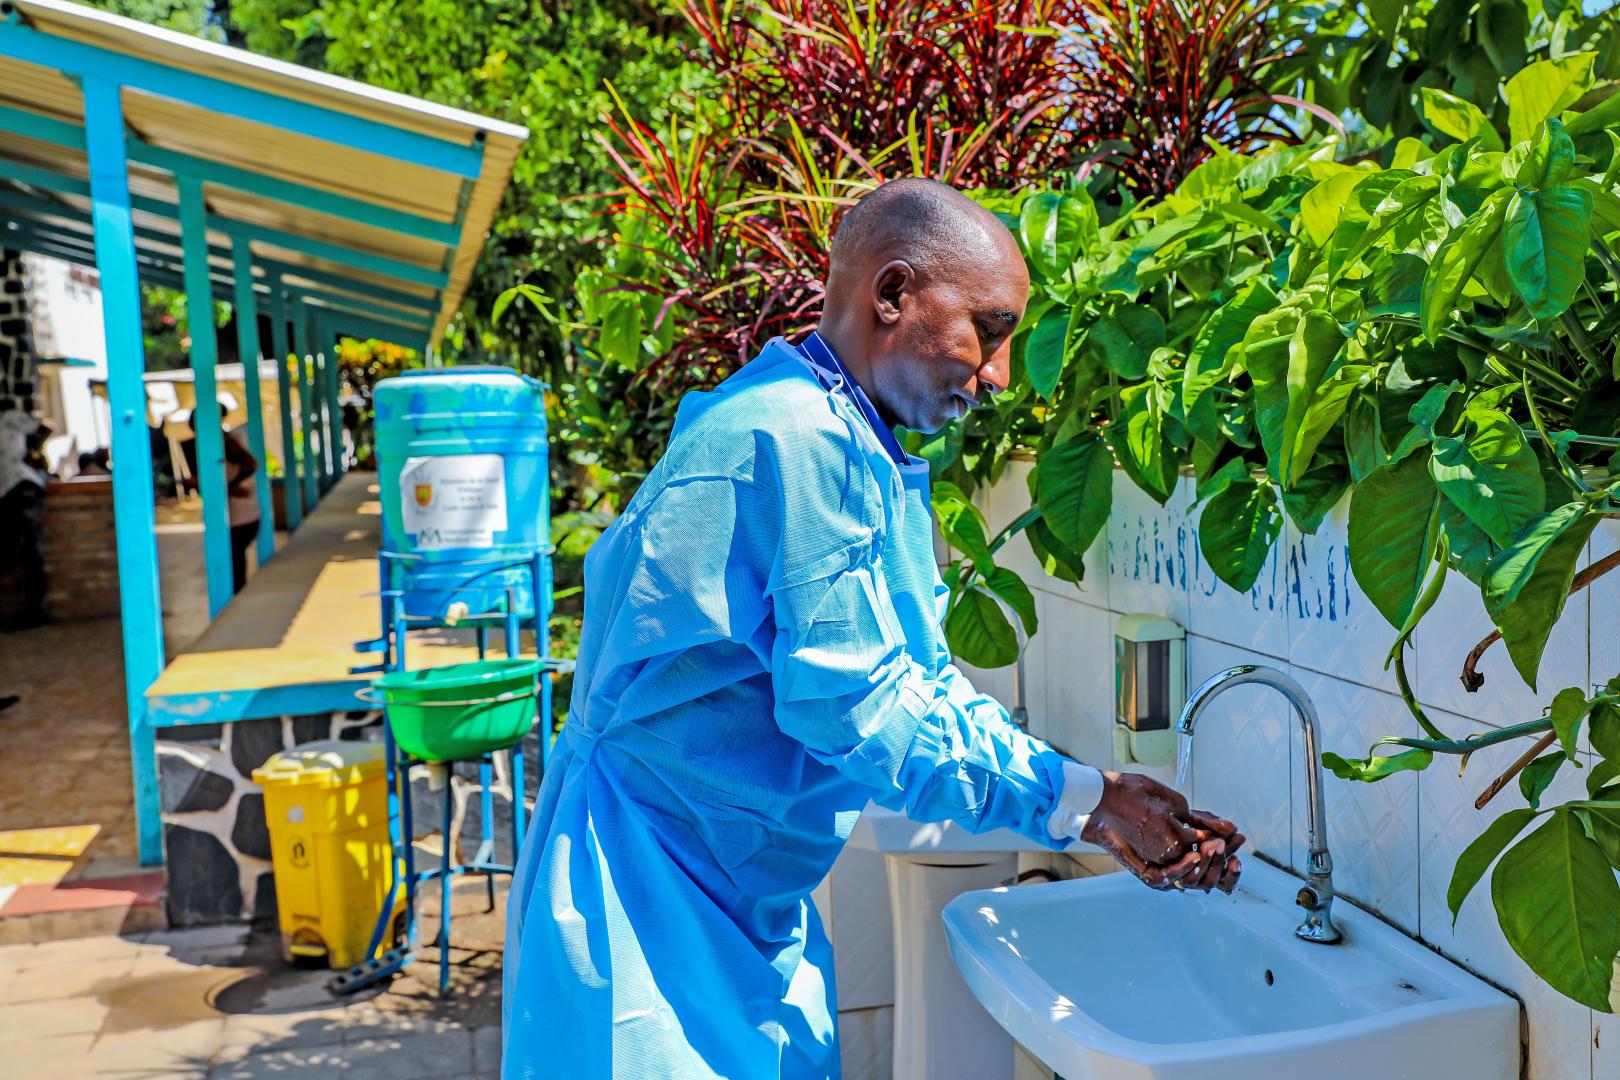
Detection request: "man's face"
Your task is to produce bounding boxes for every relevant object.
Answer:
[865,228,1030,433]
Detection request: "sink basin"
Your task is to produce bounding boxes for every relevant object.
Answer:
[846,800,1099,858]
[942,858,1518,1080]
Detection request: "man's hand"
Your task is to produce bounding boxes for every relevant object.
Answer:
[1080,771,1244,894]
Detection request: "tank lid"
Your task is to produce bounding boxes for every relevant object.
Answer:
[393,365,518,378]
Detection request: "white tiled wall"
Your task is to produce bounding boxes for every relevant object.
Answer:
[829,469,1610,1080]
[1003,471,1608,1080]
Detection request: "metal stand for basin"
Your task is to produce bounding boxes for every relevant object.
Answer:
[332,549,564,997]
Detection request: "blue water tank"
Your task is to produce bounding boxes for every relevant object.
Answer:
[372,366,548,620]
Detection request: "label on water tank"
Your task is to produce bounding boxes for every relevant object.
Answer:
[400,454,508,548]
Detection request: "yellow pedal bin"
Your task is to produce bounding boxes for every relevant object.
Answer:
[252,740,405,969]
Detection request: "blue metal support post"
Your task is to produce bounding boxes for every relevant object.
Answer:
[265,273,300,531]
[232,236,275,564]
[178,174,234,615]
[83,76,166,866]
[292,298,317,512]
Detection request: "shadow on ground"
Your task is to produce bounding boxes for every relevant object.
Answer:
[2,875,506,1079]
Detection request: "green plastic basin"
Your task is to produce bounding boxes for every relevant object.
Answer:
[374,658,540,762]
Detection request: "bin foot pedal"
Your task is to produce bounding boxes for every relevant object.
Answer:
[329,948,412,995]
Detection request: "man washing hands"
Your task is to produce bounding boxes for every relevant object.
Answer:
[1080,771,1245,893]
[504,178,1244,1079]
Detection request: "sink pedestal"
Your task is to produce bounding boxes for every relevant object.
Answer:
[886,851,1016,1080]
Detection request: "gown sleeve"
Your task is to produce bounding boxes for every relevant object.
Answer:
[761,421,1102,850]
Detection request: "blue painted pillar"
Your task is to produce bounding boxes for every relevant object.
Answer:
[292,298,317,512]
[84,77,165,867]
[231,237,274,564]
[178,174,233,616]
[265,274,301,531]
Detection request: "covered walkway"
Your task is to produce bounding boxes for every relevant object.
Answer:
[146,473,483,726]
[0,0,526,867]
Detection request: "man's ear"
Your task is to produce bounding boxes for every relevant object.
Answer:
[870,260,914,325]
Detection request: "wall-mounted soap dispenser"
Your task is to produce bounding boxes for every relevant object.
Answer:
[1113,614,1185,768]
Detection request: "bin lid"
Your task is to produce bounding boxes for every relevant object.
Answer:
[252,739,387,788]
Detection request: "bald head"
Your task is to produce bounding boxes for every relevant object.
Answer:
[817,178,1029,433]
[829,178,1007,282]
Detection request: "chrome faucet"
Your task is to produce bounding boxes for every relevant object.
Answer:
[1175,664,1342,944]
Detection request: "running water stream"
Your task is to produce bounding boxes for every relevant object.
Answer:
[1175,731,1194,790]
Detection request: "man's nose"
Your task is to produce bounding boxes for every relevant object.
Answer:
[978,344,1012,398]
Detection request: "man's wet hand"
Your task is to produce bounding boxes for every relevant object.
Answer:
[1080,772,1245,894]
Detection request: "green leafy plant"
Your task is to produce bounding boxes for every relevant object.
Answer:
[947,54,1620,1010]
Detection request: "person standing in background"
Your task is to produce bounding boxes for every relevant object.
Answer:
[224,426,261,594]
[0,411,50,628]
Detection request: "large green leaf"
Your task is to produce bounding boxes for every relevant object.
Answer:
[1344,390,1387,482]
[1591,696,1620,761]
[945,587,1020,668]
[1564,89,1620,137]
[1033,432,1115,553]
[1198,477,1282,592]
[1520,752,1566,809]
[1300,168,1371,248]
[1421,189,1511,340]
[1019,191,1095,280]
[597,292,645,370]
[1183,279,1279,443]
[1504,186,1595,320]
[1429,408,1546,547]
[1420,87,1503,150]
[1246,309,1343,485]
[1586,760,1620,800]
[1484,502,1601,688]
[1026,516,1085,584]
[1442,499,1499,585]
[1492,809,1620,1010]
[1287,363,1367,487]
[982,565,1038,636]
[1476,0,1529,78]
[1505,54,1597,147]
[1508,120,1577,190]
[1093,305,1166,380]
[1282,457,1351,534]
[1323,173,1404,279]
[1348,453,1442,629]
[1108,382,1177,504]
[1321,748,1434,782]
[1550,687,1592,761]
[932,481,994,567]
[1575,805,1620,872]
[1448,807,1539,923]
[1338,175,1443,277]
[1024,305,1071,399]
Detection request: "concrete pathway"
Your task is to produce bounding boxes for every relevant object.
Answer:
[0,877,505,1079]
[0,506,281,901]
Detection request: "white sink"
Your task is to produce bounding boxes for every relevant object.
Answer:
[943,858,1518,1080]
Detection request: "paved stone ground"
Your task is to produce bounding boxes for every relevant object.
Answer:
[0,508,281,887]
[0,876,506,1078]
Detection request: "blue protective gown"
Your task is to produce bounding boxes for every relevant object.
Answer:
[503,337,1088,1079]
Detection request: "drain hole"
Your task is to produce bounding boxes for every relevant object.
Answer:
[1264,969,1274,986]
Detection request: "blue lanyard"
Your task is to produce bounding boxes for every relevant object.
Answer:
[798,332,908,466]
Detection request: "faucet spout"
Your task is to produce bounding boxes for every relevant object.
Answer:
[1176,664,1342,944]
